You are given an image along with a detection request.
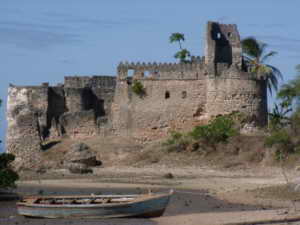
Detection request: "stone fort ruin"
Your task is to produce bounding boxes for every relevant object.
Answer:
[6,22,267,169]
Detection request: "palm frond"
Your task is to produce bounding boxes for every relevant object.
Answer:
[258,42,267,59]
[174,49,191,63]
[241,37,260,58]
[261,51,277,63]
[169,33,185,43]
[266,64,283,81]
[242,36,283,96]
[258,64,272,76]
[242,55,253,62]
[268,72,279,95]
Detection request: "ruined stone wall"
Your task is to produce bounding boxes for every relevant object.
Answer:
[113,60,207,140]
[206,68,267,125]
[112,77,207,141]
[6,21,268,169]
[6,86,46,170]
[63,76,116,136]
[64,88,92,113]
[112,61,267,141]
[111,19,268,139]
[48,87,65,120]
[64,76,116,88]
[6,76,117,169]
[59,110,98,138]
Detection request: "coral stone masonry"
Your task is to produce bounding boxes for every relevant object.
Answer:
[6,22,267,169]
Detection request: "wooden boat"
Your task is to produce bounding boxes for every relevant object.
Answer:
[17,190,173,219]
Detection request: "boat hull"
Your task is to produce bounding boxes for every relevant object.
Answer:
[17,192,172,219]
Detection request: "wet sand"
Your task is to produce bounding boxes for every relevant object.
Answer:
[3,165,300,225]
[0,183,265,225]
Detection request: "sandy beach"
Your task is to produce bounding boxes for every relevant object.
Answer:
[2,166,300,225]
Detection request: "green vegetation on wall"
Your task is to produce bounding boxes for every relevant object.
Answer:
[131,80,146,97]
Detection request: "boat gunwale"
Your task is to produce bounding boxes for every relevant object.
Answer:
[17,190,173,209]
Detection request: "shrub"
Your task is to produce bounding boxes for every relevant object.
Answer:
[131,80,146,97]
[228,111,248,129]
[0,153,19,189]
[164,131,191,152]
[189,115,238,146]
[265,129,295,160]
[163,114,239,153]
[165,131,183,145]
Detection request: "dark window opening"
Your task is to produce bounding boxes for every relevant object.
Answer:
[126,77,132,85]
[182,91,187,99]
[165,91,170,99]
[227,32,232,38]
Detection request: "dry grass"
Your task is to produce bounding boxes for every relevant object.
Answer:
[39,134,300,170]
[251,184,300,201]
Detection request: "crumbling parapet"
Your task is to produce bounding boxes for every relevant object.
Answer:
[64,76,116,89]
[117,58,206,80]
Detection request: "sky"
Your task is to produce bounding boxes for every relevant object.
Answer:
[1,0,300,152]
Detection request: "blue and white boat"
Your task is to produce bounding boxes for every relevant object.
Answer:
[17,190,173,218]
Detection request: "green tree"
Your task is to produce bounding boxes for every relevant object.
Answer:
[174,49,191,64]
[268,103,291,131]
[242,37,282,95]
[189,115,238,149]
[264,65,300,161]
[277,65,300,108]
[277,65,300,134]
[0,99,1,144]
[169,33,191,63]
[169,33,185,49]
[0,153,19,189]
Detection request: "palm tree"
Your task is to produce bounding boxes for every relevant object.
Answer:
[174,49,191,63]
[169,33,185,49]
[277,64,300,109]
[277,65,300,135]
[268,103,291,130]
[169,33,191,63]
[242,37,282,95]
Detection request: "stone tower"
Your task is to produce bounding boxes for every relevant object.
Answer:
[205,21,242,68]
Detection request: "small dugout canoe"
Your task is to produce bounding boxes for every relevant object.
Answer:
[17,190,173,219]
